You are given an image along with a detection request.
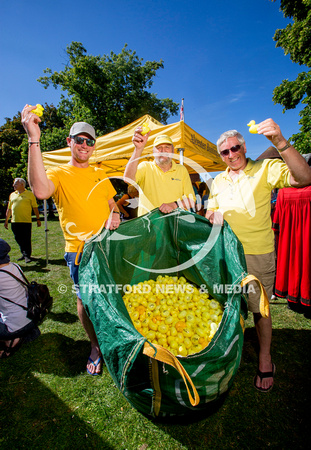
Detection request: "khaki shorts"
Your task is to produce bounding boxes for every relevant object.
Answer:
[245,252,275,313]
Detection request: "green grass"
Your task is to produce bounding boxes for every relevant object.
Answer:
[1,217,311,449]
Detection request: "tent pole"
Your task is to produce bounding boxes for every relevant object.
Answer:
[177,148,184,165]
[44,199,49,266]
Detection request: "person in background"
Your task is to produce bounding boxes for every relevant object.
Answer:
[205,118,311,392]
[0,239,40,359]
[21,105,120,376]
[4,178,41,263]
[197,182,210,216]
[124,129,195,216]
[116,185,139,221]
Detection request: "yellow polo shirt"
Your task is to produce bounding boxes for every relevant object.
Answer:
[8,190,38,223]
[136,160,195,216]
[46,165,116,252]
[207,158,291,254]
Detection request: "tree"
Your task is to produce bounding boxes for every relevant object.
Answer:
[272,0,311,153]
[38,42,179,135]
[0,104,67,206]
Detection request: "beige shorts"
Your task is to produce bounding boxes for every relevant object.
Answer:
[245,252,275,313]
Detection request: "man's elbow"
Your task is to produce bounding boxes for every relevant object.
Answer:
[291,169,311,188]
[31,185,53,200]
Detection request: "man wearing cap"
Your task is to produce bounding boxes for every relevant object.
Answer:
[4,178,41,263]
[124,128,195,216]
[21,105,120,375]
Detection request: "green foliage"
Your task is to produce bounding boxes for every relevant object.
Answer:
[272,0,311,153]
[38,42,179,134]
[0,113,27,201]
[1,42,178,204]
[0,104,67,203]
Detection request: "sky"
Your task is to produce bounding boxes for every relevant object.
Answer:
[0,0,305,162]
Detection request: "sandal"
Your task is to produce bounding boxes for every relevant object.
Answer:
[86,356,102,376]
[253,363,276,393]
[0,338,24,359]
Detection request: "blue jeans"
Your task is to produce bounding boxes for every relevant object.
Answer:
[64,252,82,299]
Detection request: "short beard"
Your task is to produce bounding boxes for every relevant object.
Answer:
[155,155,172,168]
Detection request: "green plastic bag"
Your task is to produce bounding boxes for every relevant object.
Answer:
[79,209,266,417]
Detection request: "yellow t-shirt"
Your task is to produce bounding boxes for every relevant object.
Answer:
[46,165,116,252]
[207,158,291,254]
[8,190,38,223]
[136,160,195,216]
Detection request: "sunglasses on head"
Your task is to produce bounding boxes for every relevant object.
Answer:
[220,144,242,157]
[71,136,96,147]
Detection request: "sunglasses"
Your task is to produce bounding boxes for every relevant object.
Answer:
[220,144,242,157]
[71,136,96,147]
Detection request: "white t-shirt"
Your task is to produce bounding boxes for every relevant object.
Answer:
[0,263,30,332]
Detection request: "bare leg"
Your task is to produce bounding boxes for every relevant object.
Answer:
[253,312,274,390]
[0,338,22,359]
[76,296,102,374]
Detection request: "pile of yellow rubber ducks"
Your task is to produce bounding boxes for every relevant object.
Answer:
[123,275,223,357]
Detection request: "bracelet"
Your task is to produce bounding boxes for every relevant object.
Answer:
[28,141,40,146]
[113,211,120,214]
[277,140,291,152]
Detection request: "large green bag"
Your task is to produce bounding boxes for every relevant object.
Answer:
[79,208,268,417]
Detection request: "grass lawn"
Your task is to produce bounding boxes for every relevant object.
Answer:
[0,217,310,449]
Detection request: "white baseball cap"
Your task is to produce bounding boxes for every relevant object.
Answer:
[69,122,96,140]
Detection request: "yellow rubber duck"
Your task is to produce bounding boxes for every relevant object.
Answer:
[30,104,44,117]
[141,122,150,136]
[247,120,258,134]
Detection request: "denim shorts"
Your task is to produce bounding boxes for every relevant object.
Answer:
[64,252,82,299]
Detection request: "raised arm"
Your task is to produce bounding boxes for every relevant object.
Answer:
[21,105,55,199]
[257,118,311,187]
[123,126,150,184]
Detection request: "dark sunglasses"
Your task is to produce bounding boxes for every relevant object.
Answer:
[71,136,96,147]
[220,144,242,157]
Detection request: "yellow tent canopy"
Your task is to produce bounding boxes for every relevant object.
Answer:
[42,115,226,176]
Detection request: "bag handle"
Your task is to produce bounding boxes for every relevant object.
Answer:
[0,267,28,311]
[0,267,29,287]
[0,294,27,310]
[143,342,200,408]
[240,274,270,318]
[75,241,85,266]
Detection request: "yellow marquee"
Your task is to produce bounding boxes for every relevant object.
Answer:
[42,115,226,176]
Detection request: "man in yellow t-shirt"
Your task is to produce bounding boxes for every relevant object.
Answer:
[4,178,41,263]
[206,118,311,393]
[21,106,121,376]
[124,130,195,216]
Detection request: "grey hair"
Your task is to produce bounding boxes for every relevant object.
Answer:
[216,130,245,154]
[14,178,26,187]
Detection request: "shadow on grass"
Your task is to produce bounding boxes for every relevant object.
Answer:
[19,257,67,274]
[21,332,95,377]
[146,327,311,449]
[1,326,310,449]
[0,371,113,449]
[48,311,79,324]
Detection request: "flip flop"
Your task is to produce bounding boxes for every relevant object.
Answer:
[253,363,276,392]
[86,356,102,376]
